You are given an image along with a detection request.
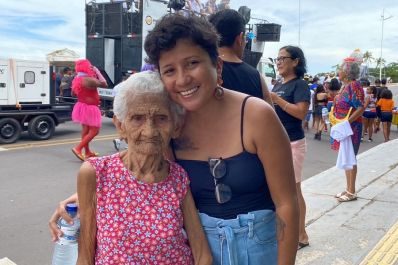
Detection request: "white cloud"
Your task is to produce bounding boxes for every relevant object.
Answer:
[1,0,397,74]
[231,0,398,73]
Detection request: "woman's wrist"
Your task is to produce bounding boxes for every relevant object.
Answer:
[283,102,290,111]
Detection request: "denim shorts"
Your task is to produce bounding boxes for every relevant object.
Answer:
[363,111,377,119]
[199,210,277,265]
[381,111,393,122]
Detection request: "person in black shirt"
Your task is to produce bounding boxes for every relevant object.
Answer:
[208,9,272,105]
[270,45,311,250]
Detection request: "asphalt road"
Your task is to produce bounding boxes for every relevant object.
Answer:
[0,85,397,265]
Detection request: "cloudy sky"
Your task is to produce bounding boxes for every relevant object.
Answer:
[1,0,397,74]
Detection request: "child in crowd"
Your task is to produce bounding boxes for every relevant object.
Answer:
[377,89,395,142]
[313,84,328,140]
[362,86,377,142]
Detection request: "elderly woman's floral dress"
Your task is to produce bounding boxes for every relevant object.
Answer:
[331,80,364,154]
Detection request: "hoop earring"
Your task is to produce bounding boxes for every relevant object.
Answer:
[214,86,224,100]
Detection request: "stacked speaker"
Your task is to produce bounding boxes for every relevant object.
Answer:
[256,23,281,42]
[85,1,143,85]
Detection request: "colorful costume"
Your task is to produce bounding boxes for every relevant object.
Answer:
[71,59,102,128]
[71,59,106,160]
[331,80,364,155]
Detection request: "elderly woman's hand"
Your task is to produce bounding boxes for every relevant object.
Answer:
[48,194,78,242]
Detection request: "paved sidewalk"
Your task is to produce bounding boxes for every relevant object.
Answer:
[297,139,398,265]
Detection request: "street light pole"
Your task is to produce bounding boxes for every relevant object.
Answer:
[298,0,301,46]
[379,8,392,80]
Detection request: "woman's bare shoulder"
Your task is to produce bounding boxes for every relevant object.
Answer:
[78,161,96,179]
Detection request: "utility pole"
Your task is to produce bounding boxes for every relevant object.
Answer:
[379,8,392,80]
[298,0,301,46]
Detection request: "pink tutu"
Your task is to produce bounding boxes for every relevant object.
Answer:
[72,102,102,127]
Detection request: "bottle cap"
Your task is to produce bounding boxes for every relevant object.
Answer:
[65,203,78,213]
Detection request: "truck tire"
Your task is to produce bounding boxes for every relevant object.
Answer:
[28,115,55,140]
[0,118,22,144]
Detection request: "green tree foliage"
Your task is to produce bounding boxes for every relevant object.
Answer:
[368,61,398,82]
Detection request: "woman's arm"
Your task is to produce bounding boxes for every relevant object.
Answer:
[363,96,370,109]
[271,92,309,120]
[260,75,273,107]
[246,98,299,265]
[182,189,212,265]
[348,106,364,123]
[348,87,365,123]
[77,162,97,265]
[82,77,107,89]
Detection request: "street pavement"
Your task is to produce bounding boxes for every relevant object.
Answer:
[297,138,398,265]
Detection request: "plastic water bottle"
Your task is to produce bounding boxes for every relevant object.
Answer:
[52,203,80,265]
[322,107,330,124]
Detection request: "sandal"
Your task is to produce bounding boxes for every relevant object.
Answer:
[337,191,357,202]
[71,148,85,161]
[85,152,99,159]
[298,241,310,250]
[335,190,347,198]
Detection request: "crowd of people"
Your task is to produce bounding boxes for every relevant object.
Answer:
[47,8,396,265]
[305,74,395,144]
[182,0,230,16]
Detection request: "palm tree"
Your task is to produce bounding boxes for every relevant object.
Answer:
[363,51,374,68]
[375,57,386,69]
[375,57,387,78]
[331,64,340,75]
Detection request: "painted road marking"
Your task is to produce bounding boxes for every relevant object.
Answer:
[359,220,398,265]
[0,134,118,150]
[0,257,17,265]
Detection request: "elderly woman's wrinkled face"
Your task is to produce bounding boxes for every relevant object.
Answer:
[338,66,346,81]
[121,94,176,156]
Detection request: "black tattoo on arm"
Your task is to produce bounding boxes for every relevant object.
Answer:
[173,137,198,151]
[276,213,286,241]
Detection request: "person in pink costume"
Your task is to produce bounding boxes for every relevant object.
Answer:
[71,59,107,161]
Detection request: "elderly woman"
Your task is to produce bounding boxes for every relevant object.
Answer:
[76,71,212,264]
[331,57,364,202]
[270,46,311,250]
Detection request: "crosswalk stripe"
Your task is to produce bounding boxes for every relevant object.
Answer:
[0,257,17,265]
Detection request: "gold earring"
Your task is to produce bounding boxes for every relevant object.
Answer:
[214,86,224,99]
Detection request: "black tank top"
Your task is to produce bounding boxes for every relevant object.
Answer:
[172,96,275,219]
[221,61,263,99]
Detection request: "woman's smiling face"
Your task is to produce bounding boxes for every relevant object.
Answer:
[158,38,221,112]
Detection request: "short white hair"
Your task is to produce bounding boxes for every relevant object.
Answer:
[113,71,184,125]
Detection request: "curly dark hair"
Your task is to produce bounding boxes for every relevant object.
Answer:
[380,88,393,99]
[279,45,307,78]
[144,14,220,69]
[368,86,377,99]
[329,78,341,91]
